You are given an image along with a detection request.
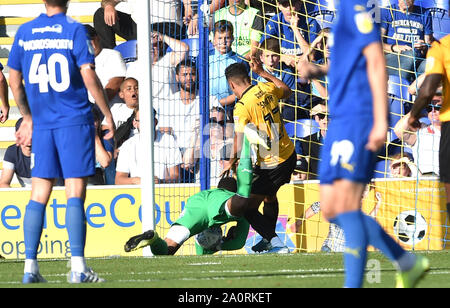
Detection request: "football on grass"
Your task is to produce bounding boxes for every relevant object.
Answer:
[393,210,428,246]
[195,226,222,250]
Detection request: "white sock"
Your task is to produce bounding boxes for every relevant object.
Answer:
[71,256,88,273]
[270,236,284,248]
[395,252,417,272]
[24,259,39,274]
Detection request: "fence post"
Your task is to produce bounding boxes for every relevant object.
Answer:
[198,0,211,191]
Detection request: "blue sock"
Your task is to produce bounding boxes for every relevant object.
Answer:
[23,200,46,259]
[362,214,406,261]
[65,198,86,257]
[336,210,368,288]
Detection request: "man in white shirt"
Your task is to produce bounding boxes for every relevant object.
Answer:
[84,25,126,104]
[115,108,183,184]
[156,59,221,152]
[94,0,185,49]
[394,94,442,176]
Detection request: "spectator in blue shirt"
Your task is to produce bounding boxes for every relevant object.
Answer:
[380,0,433,81]
[209,20,242,120]
[260,0,310,68]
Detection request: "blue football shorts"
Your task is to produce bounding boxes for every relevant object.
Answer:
[31,124,95,179]
[319,116,377,185]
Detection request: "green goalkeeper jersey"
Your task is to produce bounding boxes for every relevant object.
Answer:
[175,188,250,253]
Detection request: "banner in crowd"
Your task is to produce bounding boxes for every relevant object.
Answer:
[1,179,449,259]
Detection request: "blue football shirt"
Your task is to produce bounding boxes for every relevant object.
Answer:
[8,13,95,130]
[260,12,309,57]
[381,4,432,48]
[327,0,381,119]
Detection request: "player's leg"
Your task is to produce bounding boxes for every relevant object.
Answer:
[246,152,297,253]
[55,125,103,283]
[65,177,105,283]
[251,196,278,253]
[321,180,369,288]
[22,129,61,283]
[64,178,89,275]
[22,177,54,284]
[124,225,188,256]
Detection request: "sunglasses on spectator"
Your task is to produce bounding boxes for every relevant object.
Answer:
[315,113,328,120]
[426,103,442,113]
[210,117,225,126]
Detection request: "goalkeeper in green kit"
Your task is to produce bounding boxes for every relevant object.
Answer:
[124,126,266,255]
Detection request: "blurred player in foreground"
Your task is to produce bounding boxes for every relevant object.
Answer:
[298,0,429,288]
[8,0,115,284]
[408,31,450,218]
[124,128,267,256]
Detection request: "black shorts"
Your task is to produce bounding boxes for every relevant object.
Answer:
[251,151,297,196]
[440,121,450,183]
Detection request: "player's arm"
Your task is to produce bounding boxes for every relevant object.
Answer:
[0,70,9,123]
[364,41,388,152]
[80,64,115,140]
[297,60,329,80]
[250,56,292,99]
[9,68,32,147]
[409,74,442,123]
[409,40,444,124]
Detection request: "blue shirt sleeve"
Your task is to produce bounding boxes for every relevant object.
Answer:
[424,11,433,35]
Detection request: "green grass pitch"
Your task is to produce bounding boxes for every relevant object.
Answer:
[1,251,449,288]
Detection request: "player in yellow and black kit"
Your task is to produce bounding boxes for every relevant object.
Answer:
[225,60,296,253]
[409,32,450,219]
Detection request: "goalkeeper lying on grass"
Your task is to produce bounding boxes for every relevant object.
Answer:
[124,127,267,255]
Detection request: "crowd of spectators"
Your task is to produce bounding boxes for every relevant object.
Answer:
[3,0,448,187]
